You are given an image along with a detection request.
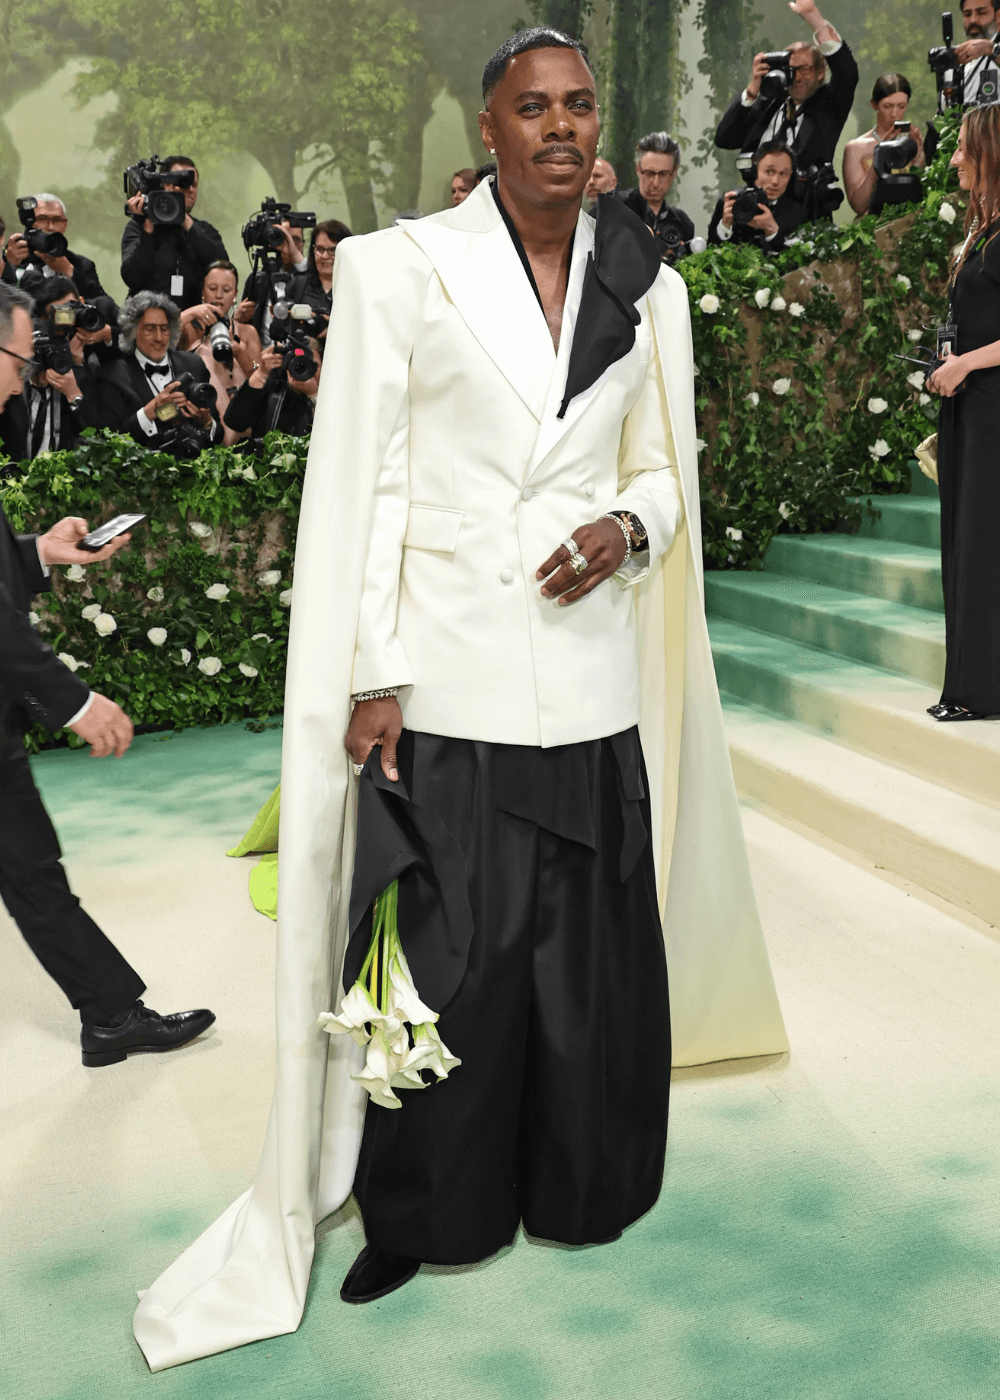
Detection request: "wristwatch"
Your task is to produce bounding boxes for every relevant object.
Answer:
[67,394,84,411]
[608,510,648,552]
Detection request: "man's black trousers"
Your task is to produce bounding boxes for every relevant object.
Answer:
[352,728,671,1264]
[0,736,145,1024]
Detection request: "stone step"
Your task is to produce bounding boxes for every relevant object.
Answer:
[855,495,940,549]
[704,572,945,687]
[721,695,1000,928]
[709,619,1000,806]
[764,534,943,613]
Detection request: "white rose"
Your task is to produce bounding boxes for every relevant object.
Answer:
[770,295,787,312]
[147,586,165,602]
[778,501,792,520]
[745,391,760,407]
[908,329,922,342]
[788,302,805,318]
[725,526,743,541]
[205,583,230,601]
[258,570,282,587]
[772,378,791,396]
[868,439,890,459]
[147,627,168,647]
[81,603,102,622]
[906,370,926,390]
[65,563,86,582]
[279,588,293,608]
[698,293,720,314]
[895,274,912,291]
[754,288,771,308]
[189,521,213,538]
[239,662,259,678]
[29,610,40,626]
[94,613,117,636]
[251,632,272,643]
[180,648,192,665]
[867,397,889,414]
[198,656,222,676]
[695,438,708,452]
[938,202,956,224]
[58,652,79,672]
[918,392,931,406]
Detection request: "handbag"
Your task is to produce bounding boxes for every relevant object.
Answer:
[915,432,938,484]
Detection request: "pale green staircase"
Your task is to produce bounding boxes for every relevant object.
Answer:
[706,467,1000,927]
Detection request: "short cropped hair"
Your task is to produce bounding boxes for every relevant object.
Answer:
[635,132,681,166]
[871,73,912,103]
[33,193,68,217]
[0,282,34,348]
[159,156,198,177]
[475,161,498,184]
[118,291,181,353]
[482,26,591,105]
[752,140,796,171]
[32,277,80,316]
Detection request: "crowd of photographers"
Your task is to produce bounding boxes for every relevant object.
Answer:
[2,0,997,467]
[0,157,351,468]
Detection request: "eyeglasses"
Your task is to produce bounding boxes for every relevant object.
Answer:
[0,344,39,382]
[789,63,815,75]
[313,245,336,258]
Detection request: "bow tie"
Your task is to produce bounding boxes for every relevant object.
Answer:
[143,359,170,373]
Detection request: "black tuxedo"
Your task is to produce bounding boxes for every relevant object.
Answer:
[0,366,99,466]
[224,370,316,443]
[0,505,145,1024]
[707,190,809,251]
[2,249,108,302]
[121,217,228,310]
[715,41,858,171]
[95,348,220,446]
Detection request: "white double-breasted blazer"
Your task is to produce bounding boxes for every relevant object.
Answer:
[350,180,682,747]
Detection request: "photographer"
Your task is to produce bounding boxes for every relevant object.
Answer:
[121,157,228,311]
[843,75,926,216]
[0,277,99,464]
[715,0,858,199]
[223,332,321,446]
[291,220,352,322]
[615,133,696,263]
[235,217,310,341]
[177,262,260,446]
[954,0,1000,106]
[709,142,808,250]
[1,194,109,302]
[95,291,221,451]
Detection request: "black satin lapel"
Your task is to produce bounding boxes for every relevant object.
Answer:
[558,191,663,419]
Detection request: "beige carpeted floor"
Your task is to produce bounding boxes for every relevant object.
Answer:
[2,723,999,1399]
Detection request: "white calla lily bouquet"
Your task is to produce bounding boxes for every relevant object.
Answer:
[318,881,460,1108]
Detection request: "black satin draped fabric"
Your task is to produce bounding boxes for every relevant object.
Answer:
[351,728,670,1265]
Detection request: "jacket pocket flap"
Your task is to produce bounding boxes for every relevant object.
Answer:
[404,504,464,554]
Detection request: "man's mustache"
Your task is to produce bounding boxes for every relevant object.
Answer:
[533,144,584,164]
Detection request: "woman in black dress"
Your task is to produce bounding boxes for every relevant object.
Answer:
[928,105,1000,721]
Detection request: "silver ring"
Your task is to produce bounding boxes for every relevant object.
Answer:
[560,537,578,556]
[352,763,363,776]
[569,550,588,576]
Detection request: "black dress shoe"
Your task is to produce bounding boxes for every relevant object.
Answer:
[927,702,949,717]
[933,704,987,722]
[81,1001,216,1067]
[340,1245,420,1304]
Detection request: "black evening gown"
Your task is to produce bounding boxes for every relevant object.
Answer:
[937,224,1000,713]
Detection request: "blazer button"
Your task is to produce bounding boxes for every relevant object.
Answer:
[584,482,596,498]
[520,486,534,502]
[500,568,515,585]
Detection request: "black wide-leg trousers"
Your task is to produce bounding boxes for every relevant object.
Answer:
[352,729,670,1265]
[0,735,145,1024]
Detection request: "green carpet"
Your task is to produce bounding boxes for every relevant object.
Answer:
[2,725,999,1399]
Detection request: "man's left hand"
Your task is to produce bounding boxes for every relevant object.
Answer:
[749,206,780,237]
[38,252,74,277]
[46,368,82,401]
[956,37,994,62]
[536,518,629,606]
[37,517,131,566]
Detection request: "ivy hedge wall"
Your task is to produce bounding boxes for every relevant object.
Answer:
[0,120,961,746]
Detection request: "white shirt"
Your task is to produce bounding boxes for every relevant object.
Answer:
[741,38,844,146]
[963,52,1000,106]
[134,350,175,437]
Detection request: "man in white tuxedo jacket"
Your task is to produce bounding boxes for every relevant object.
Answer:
[132,26,788,1368]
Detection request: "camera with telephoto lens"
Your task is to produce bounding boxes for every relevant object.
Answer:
[123,156,195,226]
[870,121,923,214]
[31,299,107,375]
[242,197,316,254]
[15,198,68,258]
[269,302,318,381]
[173,371,216,410]
[928,12,962,111]
[794,162,844,220]
[732,186,770,225]
[206,319,233,369]
[759,51,793,100]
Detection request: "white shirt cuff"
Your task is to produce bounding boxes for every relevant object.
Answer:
[35,538,51,578]
[136,407,157,437]
[764,228,779,242]
[741,88,756,106]
[716,220,733,241]
[65,692,94,728]
[818,38,842,54]
[294,256,309,273]
[615,549,651,586]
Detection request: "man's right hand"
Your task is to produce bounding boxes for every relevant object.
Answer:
[68,692,134,759]
[125,192,155,234]
[721,190,738,228]
[4,232,29,268]
[234,299,256,325]
[747,52,771,100]
[143,382,186,421]
[345,697,402,782]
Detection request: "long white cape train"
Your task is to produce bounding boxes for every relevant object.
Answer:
[133,205,789,1371]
